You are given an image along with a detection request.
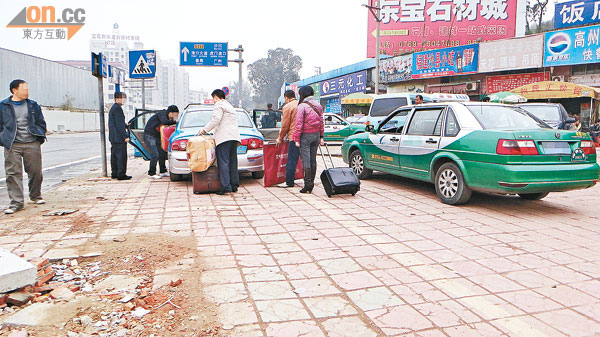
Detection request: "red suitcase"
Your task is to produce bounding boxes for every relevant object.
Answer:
[192,166,221,194]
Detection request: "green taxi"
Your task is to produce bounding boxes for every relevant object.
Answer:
[324,113,366,141]
[342,102,600,205]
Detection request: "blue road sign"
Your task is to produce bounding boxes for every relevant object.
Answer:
[91,52,108,78]
[129,50,156,78]
[222,87,230,96]
[180,42,228,67]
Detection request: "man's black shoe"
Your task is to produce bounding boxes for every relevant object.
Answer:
[117,175,132,181]
[111,175,118,179]
[232,187,238,192]
[216,189,232,195]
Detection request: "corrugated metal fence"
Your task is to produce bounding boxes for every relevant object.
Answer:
[0,48,97,110]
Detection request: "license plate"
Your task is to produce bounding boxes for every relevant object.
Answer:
[541,141,571,155]
[237,145,247,154]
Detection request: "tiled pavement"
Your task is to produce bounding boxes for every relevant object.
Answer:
[1,156,600,337]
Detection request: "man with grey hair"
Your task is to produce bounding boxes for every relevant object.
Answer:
[0,79,47,214]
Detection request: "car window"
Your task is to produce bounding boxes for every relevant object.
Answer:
[325,115,344,125]
[445,108,460,137]
[370,97,409,117]
[181,110,254,128]
[406,108,445,136]
[518,105,561,122]
[467,105,547,130]
[379,108,411,134]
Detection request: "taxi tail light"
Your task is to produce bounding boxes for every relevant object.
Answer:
[496,139,539,155]
[241,138,263,149]
[171,139,188,151]
[581,141,596,155]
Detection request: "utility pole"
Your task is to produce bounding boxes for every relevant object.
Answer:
[364,1,381,95]
[229,45,244,108]
[141,79,146,110]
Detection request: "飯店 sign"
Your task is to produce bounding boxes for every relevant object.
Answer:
[320,71,367,97]
[555,0,600,29]
[412,44,479,79]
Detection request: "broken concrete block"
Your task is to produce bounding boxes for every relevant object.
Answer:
[49,287,74,301]
[6,292,34,306]
[7,328,28,337]
[1,303,54,327]
[0,249,36,293]
[41,249,78,262]
[93,275,143,292]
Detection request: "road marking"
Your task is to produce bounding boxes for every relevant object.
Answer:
[0,155,101,184]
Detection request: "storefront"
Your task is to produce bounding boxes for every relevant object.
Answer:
[511,81,599,129]
[319,71,367,114]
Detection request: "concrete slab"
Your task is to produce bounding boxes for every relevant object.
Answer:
[41,248,79,262]
[1,303,55,327]
[93,275,143,292]
[0,249,36,293]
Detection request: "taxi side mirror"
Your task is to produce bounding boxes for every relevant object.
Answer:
[566,117,576,124]
[366,125,375,133]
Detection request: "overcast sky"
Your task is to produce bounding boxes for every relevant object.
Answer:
[1,0,369,92]
[1,0,556,93]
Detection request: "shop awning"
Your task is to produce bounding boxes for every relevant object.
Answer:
[510,81,600,99]
[341,92,374,105]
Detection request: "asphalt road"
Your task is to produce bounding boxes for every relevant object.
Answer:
[0,132,108,208]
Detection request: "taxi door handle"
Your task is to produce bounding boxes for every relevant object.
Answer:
[426,138,438,144]
[390,137,400,142]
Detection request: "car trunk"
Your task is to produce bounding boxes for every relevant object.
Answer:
[509,130,594,165]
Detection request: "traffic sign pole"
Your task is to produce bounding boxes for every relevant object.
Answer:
[97,73,107,177]
[229,45,244,108]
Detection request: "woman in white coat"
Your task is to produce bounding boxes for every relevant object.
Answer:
[199,89,241,195]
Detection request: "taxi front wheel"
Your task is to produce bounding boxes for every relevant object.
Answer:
[350,150,372,179]
[435,163,472,205]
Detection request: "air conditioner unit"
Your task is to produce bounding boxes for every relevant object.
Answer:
[552,76,564,82]
[466,82,478,91]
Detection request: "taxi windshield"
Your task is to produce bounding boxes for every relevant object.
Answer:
[467,105,549,130]
[181,110,254,129]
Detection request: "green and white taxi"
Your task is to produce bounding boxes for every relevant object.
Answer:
[342,102,600,205]
[324,113,366,141]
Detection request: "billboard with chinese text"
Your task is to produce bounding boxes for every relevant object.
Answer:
[367,0,518,58]
[380,54,412,83]
[555,0,600,29]
[479,35,544,73]
[320,71,367,97]
[412,44,478,79]
[486,72,550,94]
[544,24,600,66]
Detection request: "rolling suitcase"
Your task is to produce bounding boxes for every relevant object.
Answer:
[192,165,221,194]
[319,144,360,198]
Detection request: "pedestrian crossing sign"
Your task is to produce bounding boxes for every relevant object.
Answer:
[128,50,156,79]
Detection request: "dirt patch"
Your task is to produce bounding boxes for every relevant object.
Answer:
[1,234,223,337]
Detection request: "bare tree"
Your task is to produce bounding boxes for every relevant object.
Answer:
[527,0,550,33]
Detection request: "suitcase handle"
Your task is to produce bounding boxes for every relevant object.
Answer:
[319,143,335,169]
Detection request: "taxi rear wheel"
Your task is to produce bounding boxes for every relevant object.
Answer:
[518,192,549,200]
[170,172,183,182]
[252,171,264,179]
[435,163,472,205]
[350,150,372,179]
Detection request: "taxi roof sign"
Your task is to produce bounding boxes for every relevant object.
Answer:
[430,93,471,102]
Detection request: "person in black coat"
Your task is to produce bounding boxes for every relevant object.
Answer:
[143,105,178,178]
[108,92,131,180]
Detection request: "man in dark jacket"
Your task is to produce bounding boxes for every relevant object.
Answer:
[0,79,47,214]
[261,103,278,128]
[143,105,178,179]
[108,92,131,180]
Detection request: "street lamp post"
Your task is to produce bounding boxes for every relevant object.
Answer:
[228,45,244,108]
[364,1,381,95]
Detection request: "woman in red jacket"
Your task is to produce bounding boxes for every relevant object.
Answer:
[293,86,325,193]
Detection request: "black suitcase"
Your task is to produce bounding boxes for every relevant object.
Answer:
[319,144,360,198]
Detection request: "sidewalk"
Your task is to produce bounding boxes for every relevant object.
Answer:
[1,156,600,336]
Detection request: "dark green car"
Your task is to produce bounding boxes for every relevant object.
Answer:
[342,102,600,205]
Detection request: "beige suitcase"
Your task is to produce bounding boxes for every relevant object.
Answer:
[186,135,216,172]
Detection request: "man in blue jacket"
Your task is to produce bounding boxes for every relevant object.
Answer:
[143,105,178,179]
[108,92,131,180]
[0,79,47,214]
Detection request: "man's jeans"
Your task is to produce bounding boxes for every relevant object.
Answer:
[215,140,240,192]
[285,141,300,186]
[144,134,166,176]
[4,141,43,208]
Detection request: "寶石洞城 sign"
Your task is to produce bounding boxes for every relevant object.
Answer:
[544,24,600,66]
[380,54,412,83]
[412,44,479,79]
[479,35,544,73]
[554,0,600,29]
[320,71,367,97]
[367,0,518,58]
